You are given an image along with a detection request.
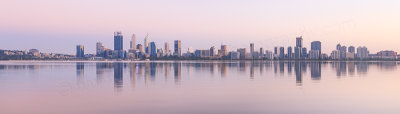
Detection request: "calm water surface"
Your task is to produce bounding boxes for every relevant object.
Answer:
[1,61,400,114]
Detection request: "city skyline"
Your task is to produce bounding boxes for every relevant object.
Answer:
[1,0,400,54]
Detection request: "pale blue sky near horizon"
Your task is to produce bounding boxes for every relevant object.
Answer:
[1,0,400,54]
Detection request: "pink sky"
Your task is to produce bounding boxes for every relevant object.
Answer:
[1,0,400,54]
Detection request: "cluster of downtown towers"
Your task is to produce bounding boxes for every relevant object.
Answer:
[76,31,370,60]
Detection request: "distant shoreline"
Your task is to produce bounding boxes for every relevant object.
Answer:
[1,59,399,62]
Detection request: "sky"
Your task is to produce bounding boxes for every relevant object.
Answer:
[1,0,400,54]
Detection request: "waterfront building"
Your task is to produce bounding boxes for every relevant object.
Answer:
[331,50,340,60]
[114,32,124,58]
[287,46,292,59]
[301,47,307,59]
[279,47,285,59]
[130,34,136,50]
[96,42,104,57]
[237,48,246,59]
[311,41,321,59]
[150,42,157,57]
[377,50,398,60]
[220,45,228,56]
[76,45,84,58]
[357,46,369,59]
[174,40,182,57]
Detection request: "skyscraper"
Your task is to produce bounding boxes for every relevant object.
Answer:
[357,46,369,59]
[210,46,215,57]
[136,44,143,52]
[220,45,228,56]
[294,47,301,59]
[237,48,246,59]
[295,36,303,59]
[296,36,303,48]
[348,46,355,53]
[144,33,149,53]
[130,34,136,50]
[279,47,285,59]
[114,32,124,58]
[164,42,170,56]
[301,47,307,59]
[259,48,264,58]
[311,41,321,52]
[340,46,347,59]
[174,40,181,57]
[76,45,84,58]
[336,44,342,51]
[114,32,123,51]
[250,43,255,56]
[96,42,104,57]
[287,46,292,59]
[311,41,321,59]
[150,42,157,57]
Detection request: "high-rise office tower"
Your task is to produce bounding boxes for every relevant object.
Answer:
[340,46,347,59]
[114,32,123,51]
[336,44,342,50]
[96,42,104,56]
[250,43,255,55]
[259,48,264,57]
[237,48,246,59]
[311,41,321,59]
[274,47,278,55]
[311,41,321,52]
[210,46,215,57]
[348,46,355,53]
[279,47,285,59]
[114,31,124,58]
[136,44,143,52]
[144,33,149,53]
[357,46,369,59]
[76,45,84,58]
[296,36,303,48]
[164,42,170,56]
[287,46,292,59]
[150,42,157,57]
[220,45,228,56]
[174,40,181,56]
[295,36,303,59]
[301,47,308,59]
[294,47,301,59]
[130,34,136,50]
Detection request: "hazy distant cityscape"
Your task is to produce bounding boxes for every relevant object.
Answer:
[1,31,399,61]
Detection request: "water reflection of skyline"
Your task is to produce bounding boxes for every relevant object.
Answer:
[0,61,398,90]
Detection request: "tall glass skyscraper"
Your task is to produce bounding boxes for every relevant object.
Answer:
[114,32,124,58]
[296,36,303,48]
[174,40,181,57]
[130,34,136,50]
[150,42,157,57]
[295,36,303,59]
[287,46,292,59]
[144,33,149,54]
[114,32,123,51]
[76,45,84,58]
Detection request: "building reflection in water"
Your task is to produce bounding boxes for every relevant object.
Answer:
[310,62,321,80]
[250,62,254,79]
[150,63,157,81]
[76,62,84,85]
[294,61,302,86]
[129,63,136,88]
[86,61,398,88]
[287,62,292,75]
[114,63,123,92]
[173,62,181,84]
